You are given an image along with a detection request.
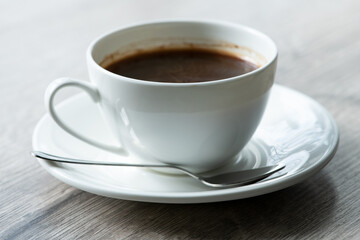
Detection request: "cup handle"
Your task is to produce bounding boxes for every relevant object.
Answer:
[45,77,123,153]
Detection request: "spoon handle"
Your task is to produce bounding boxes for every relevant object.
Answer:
[31,151,172,168]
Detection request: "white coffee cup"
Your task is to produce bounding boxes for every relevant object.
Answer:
[45,20,277,172]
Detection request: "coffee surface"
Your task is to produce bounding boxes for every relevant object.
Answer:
[104,48,259,83]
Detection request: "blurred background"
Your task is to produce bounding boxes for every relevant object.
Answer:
[2,0,358,90]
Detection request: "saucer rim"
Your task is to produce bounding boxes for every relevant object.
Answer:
[32,84,339,203]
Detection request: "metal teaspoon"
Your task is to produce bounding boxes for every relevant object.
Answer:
[31,151,285,188]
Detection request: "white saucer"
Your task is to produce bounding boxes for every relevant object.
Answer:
[32,84,339,203]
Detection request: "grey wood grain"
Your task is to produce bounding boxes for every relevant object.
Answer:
[1,0,360,239]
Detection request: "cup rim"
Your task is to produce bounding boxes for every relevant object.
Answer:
[87,19,278,86]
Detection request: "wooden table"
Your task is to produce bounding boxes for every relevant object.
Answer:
[2,0,360,239]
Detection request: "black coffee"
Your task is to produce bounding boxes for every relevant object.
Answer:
[104,48,259,83]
